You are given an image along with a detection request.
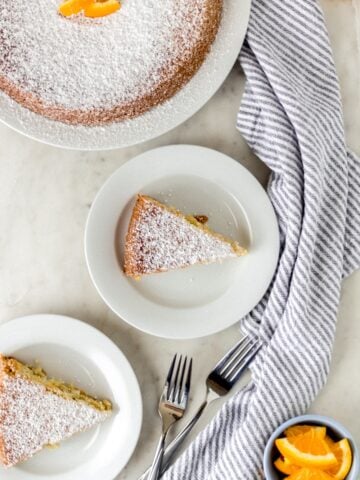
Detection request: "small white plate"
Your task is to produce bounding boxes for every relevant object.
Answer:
[85,145,280,339]
[0,0,250,150]
[0,314,142,480]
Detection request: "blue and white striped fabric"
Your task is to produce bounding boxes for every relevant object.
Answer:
[163,0,360,478]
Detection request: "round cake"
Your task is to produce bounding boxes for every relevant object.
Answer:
[0,0,223,126]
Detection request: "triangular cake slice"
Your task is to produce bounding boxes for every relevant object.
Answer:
[0,354,112,468]
[124,195,247,278]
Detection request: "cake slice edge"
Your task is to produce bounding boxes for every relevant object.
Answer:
[124,194,247,278]
[0,354,112,468]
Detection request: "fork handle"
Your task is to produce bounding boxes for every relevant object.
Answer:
[139,399,209,480]
[148,432,167,480]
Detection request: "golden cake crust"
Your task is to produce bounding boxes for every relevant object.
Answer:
[0,0,222,126]
[124,194,151,277]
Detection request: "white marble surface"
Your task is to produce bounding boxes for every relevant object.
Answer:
[0,1,360,479]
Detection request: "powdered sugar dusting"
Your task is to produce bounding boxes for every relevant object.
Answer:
[0,375,110,468]
[125,197,237,275]
[0,0,212,110]
[0,0,247,149]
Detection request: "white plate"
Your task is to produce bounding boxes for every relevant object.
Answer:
[85,145,279,339]
[0,314,142,480]
[0,0,250,150]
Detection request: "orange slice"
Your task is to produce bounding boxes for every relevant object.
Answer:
[286,468,336,480]
[84,0,120,17]
[285,425,327,439]
[59,0,93,17]
[325,439,352,480]
[274,456,300,475]
[325,436,336,450]
[275,430,337,469]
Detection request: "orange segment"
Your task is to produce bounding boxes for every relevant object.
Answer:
[326,439,352,480]
[285,425,327,439]
[84,0,121,17]
[325,436,336,450]
[275,430,337,469]
[59,0,93,17]
[286,468,337,480]
[274,456,300,475]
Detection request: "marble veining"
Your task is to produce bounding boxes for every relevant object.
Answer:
[0,2,359,479]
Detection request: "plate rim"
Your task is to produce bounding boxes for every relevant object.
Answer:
[85,144,280,339]
[0,0,251,150]
[0,313,143,480]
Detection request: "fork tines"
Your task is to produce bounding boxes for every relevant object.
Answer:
[216,335,261,383]
[165,355,192,407]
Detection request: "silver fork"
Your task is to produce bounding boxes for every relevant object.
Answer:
[148,354,192,480]
[141,335,260,480]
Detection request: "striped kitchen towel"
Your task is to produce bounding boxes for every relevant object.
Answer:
[163,0,360,479]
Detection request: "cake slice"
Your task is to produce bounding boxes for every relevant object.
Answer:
[0,354,112,468]
[124,195,247,278]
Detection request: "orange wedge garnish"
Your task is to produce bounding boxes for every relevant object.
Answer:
[325,439,352,480]
[273,422,354,478]
[286,468,337,480]
[275,430,337,469]
[59,0,93,17]
[285,425,327,439]
[274,456,300,475]
[325,435,336,449]
[84,0,120,18]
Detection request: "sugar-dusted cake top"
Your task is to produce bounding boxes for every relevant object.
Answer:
[124,195,246,277]
[0,0,222,124]
[0,355,111,468]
